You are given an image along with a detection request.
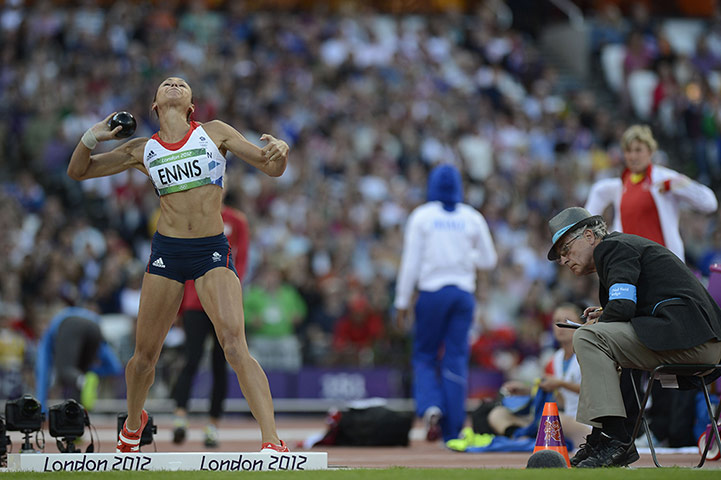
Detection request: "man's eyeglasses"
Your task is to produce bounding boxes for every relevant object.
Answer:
[558,233,582,258]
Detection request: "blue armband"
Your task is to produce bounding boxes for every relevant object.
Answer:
[609,283,637,303]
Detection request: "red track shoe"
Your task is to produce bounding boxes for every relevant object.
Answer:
[260,439,290,453]
[116,410,149,453]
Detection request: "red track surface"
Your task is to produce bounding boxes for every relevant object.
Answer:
[23,414,719,470]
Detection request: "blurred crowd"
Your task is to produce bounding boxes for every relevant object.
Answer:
[1,0,720,401]
[593,1,721,187]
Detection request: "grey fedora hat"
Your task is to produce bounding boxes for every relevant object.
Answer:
[547,207,603,261]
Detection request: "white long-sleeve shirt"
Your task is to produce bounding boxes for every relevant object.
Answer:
[585,164,717,262]
[394,201,497,310]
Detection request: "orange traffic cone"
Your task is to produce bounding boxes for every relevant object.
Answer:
[533,402,570,468]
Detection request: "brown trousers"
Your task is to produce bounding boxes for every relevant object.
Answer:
[572,322,721,427]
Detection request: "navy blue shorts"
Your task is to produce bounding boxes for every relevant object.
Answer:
[146,232,238,284]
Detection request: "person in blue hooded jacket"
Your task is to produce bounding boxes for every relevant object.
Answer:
[394,163,498,442]
[36,305,123,412]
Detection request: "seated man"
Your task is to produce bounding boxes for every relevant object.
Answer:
[487,303,592,447]
[547,207,721,468]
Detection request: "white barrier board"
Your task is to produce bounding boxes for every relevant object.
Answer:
[7,452,327,472]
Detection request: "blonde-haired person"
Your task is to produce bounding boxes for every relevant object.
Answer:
[585,124,717,262]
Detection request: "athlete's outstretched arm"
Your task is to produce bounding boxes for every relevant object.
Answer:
[204,120,288,177]
[68,112,147,180]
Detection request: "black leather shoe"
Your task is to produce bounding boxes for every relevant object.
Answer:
[576,435,639,468]
[570,430,601,467]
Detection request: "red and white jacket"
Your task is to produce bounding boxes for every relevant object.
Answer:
[585,164,717,262]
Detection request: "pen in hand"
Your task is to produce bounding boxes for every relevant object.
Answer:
[580,307,602,320]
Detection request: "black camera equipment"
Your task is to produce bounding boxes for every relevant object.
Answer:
[5,394,45,453]
[49,399,91,453]
[0,415,12,468]
[117,413,157,449]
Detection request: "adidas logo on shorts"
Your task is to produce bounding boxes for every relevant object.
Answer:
[152,257,166,268]
[212,251,222,262]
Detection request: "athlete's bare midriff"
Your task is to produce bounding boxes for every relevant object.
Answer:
[156,184,224,238]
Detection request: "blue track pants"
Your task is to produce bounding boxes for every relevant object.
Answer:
[412,285,474,441]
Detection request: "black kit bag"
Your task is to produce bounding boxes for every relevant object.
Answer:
[334,406,414,446]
